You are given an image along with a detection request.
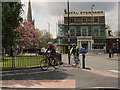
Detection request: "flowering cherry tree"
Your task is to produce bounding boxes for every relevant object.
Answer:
[13,20,41,48]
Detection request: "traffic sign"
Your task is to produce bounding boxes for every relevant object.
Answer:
[91,40,94,44]
[117,39,119,41]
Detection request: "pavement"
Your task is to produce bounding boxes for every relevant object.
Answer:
[107,56,119,61]
[1,53,120,89]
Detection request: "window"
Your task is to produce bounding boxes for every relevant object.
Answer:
[77,18,80,23]
[100,31,105,36]
[76,30,81,36]
[93,26,100,36]
[94,17,99,23]
[82,29,87,36]
[70,18,75,23]
[81,27,88,36]
[82,18,87,23]
[70,29,75,36]
[94,28,99,36]
[113,43,117,49]
[70,26,76,36]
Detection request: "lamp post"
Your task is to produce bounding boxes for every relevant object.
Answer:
[67,0,70,65]
[91,5,94,49]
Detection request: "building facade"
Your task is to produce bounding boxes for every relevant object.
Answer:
[57,9,106,54]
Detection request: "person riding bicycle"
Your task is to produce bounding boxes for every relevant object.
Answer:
[70,43,79,56]
[70,43,80,66]
[45,42,56,64]
[45,42,63,65]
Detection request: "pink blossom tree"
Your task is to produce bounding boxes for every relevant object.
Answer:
[13,20,41,49]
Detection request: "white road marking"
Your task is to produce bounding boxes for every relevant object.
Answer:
[108,70,120,73]
[92,87,117,89]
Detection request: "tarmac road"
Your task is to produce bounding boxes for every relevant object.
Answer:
[1,65,119,89]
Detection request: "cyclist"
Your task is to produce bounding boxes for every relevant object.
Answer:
[45,42,63,65]
[70,43,80,66]
[46,42,56,65]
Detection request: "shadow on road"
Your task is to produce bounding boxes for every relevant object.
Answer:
[2,68,74,80]
[83,67,91,70]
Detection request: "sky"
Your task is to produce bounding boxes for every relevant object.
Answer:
[21,0,119,38]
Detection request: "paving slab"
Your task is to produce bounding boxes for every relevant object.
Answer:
[1,80,75,88]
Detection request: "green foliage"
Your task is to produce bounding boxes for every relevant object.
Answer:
[105,24,111,30]
[39,30,53,48]
[2,2,23,52]
[52,38,57,43]
[115,31,120,36]
[118,32,120,36]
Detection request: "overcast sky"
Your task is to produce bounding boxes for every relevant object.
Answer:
[21,0,119,38]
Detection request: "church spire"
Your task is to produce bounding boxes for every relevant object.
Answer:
[27,0,32,22]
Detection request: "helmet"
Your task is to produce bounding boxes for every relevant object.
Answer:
[73,43,76,46]
[48,42,53,45]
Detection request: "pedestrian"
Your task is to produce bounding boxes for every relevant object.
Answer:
[104,46,106,54]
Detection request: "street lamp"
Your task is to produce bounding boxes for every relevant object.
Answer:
[91,5,94,49]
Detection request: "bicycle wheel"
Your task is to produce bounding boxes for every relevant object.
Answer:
[40,59,49,71]
[76,59,81,68]
[52,59,60,69]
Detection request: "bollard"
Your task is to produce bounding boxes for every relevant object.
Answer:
[82,54,85,69]
[109,50,112,58]
[59,53,61,62]
[109,53,111,58]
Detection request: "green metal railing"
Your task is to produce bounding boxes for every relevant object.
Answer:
[1,56,43,70]
[1,54,61,70]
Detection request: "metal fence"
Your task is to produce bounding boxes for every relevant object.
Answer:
[1,56,42,70]
[1,53,61,70]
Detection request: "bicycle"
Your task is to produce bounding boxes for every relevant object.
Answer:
[71,54,81,68]
[40,54,60,71]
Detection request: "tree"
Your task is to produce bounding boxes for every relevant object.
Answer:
[118,32,120,36]
[13,20,41,49]
[105,24,111,30]
[38,30,53,49]
[105,24,113,36]
[2,2,23,53]
[114,31,120,36]
[52,38,57,43]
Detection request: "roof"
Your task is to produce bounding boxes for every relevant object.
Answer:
[64,11,105,17]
